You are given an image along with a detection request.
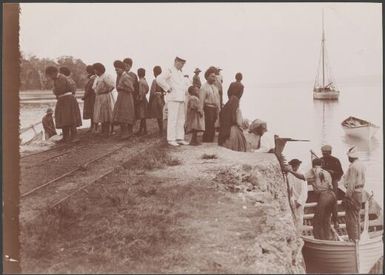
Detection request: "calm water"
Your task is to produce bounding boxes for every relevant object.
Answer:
[241,84,383,205]
[20,84,383,204]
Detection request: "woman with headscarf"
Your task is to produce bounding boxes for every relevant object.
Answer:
[82,65,97,133]
[200,67,221,142]
[92,63,115,138]
[245,119,275,153]
[148,66,165,136]
[112,60,136,139]
[218,95,247,152]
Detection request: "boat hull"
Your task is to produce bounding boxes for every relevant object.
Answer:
[343,125,379,139]
[313,90,340,100]
[303,235,383,273]
[341,116,380,139]
[302,185,383,274]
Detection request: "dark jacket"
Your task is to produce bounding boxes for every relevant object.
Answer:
[321,155,344,182]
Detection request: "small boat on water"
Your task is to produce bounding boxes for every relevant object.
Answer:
[342,116,380,140]
[313,11,340,100]
[302,181,383,273]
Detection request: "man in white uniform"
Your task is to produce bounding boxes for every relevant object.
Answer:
[156,57,189,146]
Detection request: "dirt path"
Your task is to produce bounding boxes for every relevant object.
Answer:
[21,142,304,273]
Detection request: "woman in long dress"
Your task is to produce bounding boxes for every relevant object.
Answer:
[112,60,136,139]
[92,63,115,137]
[218,95,246,152]
[135,68,149,135]
[45,66,82,142]
[82,65,97,132]
[148,66,165,136]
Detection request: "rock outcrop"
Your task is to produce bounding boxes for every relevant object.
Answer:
[152,143,306,273]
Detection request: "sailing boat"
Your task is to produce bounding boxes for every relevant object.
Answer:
[313,11,340,100]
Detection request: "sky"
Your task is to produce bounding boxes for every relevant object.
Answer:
[20,2,382,88]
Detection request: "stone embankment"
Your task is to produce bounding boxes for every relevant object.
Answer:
[21,139,305,273]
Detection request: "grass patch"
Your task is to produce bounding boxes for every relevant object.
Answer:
[201,153,218,160]
[22,173,193,273]
[22,202,80,261]
[122,147,182,170]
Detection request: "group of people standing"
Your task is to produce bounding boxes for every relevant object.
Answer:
[45,58,169,142]
[80,58,167,140]
[45,55,274,152]
[285,145,366,243]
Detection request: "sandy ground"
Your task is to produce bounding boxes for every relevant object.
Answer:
[20,132,305,273]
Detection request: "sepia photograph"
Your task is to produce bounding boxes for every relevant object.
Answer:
[3,2,383,273]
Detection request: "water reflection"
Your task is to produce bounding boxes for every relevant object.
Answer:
[342,135,380,161]
[312,100,339,146]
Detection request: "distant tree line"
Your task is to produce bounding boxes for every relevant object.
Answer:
[20,53,88,91]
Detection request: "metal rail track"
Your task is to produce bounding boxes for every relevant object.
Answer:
[25,142,161,222]
[20,130,161,198]
[20,142,130,198]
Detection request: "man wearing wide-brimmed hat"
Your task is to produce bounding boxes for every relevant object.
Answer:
[343,146,366,241]
[192,68,202,88]
[156,56,189,146]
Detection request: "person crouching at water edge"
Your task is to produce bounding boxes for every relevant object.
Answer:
[245,119,275,153]
[200,67,221,143]
[45,66,82,143]
[92,63,115,138]
[112,60,136,140]
[288,158,336,240]
[42,108,57,140]
[284,158,308,231]
[342,146,366,242]
[156,56,189,146]
[186,86,204,145]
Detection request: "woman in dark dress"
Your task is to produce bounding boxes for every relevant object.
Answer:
[45,66,82,142]
[135,68,149,135]
[82,65,97,132]
[112,60,136,139]
[218,95,246,152]
[148,66,165,136]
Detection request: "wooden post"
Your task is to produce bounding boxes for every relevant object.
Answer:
[355,239,360,273]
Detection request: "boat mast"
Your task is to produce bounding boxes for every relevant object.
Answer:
[322,9,325,88]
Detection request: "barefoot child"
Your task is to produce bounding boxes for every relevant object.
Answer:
[186,85,204,145]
